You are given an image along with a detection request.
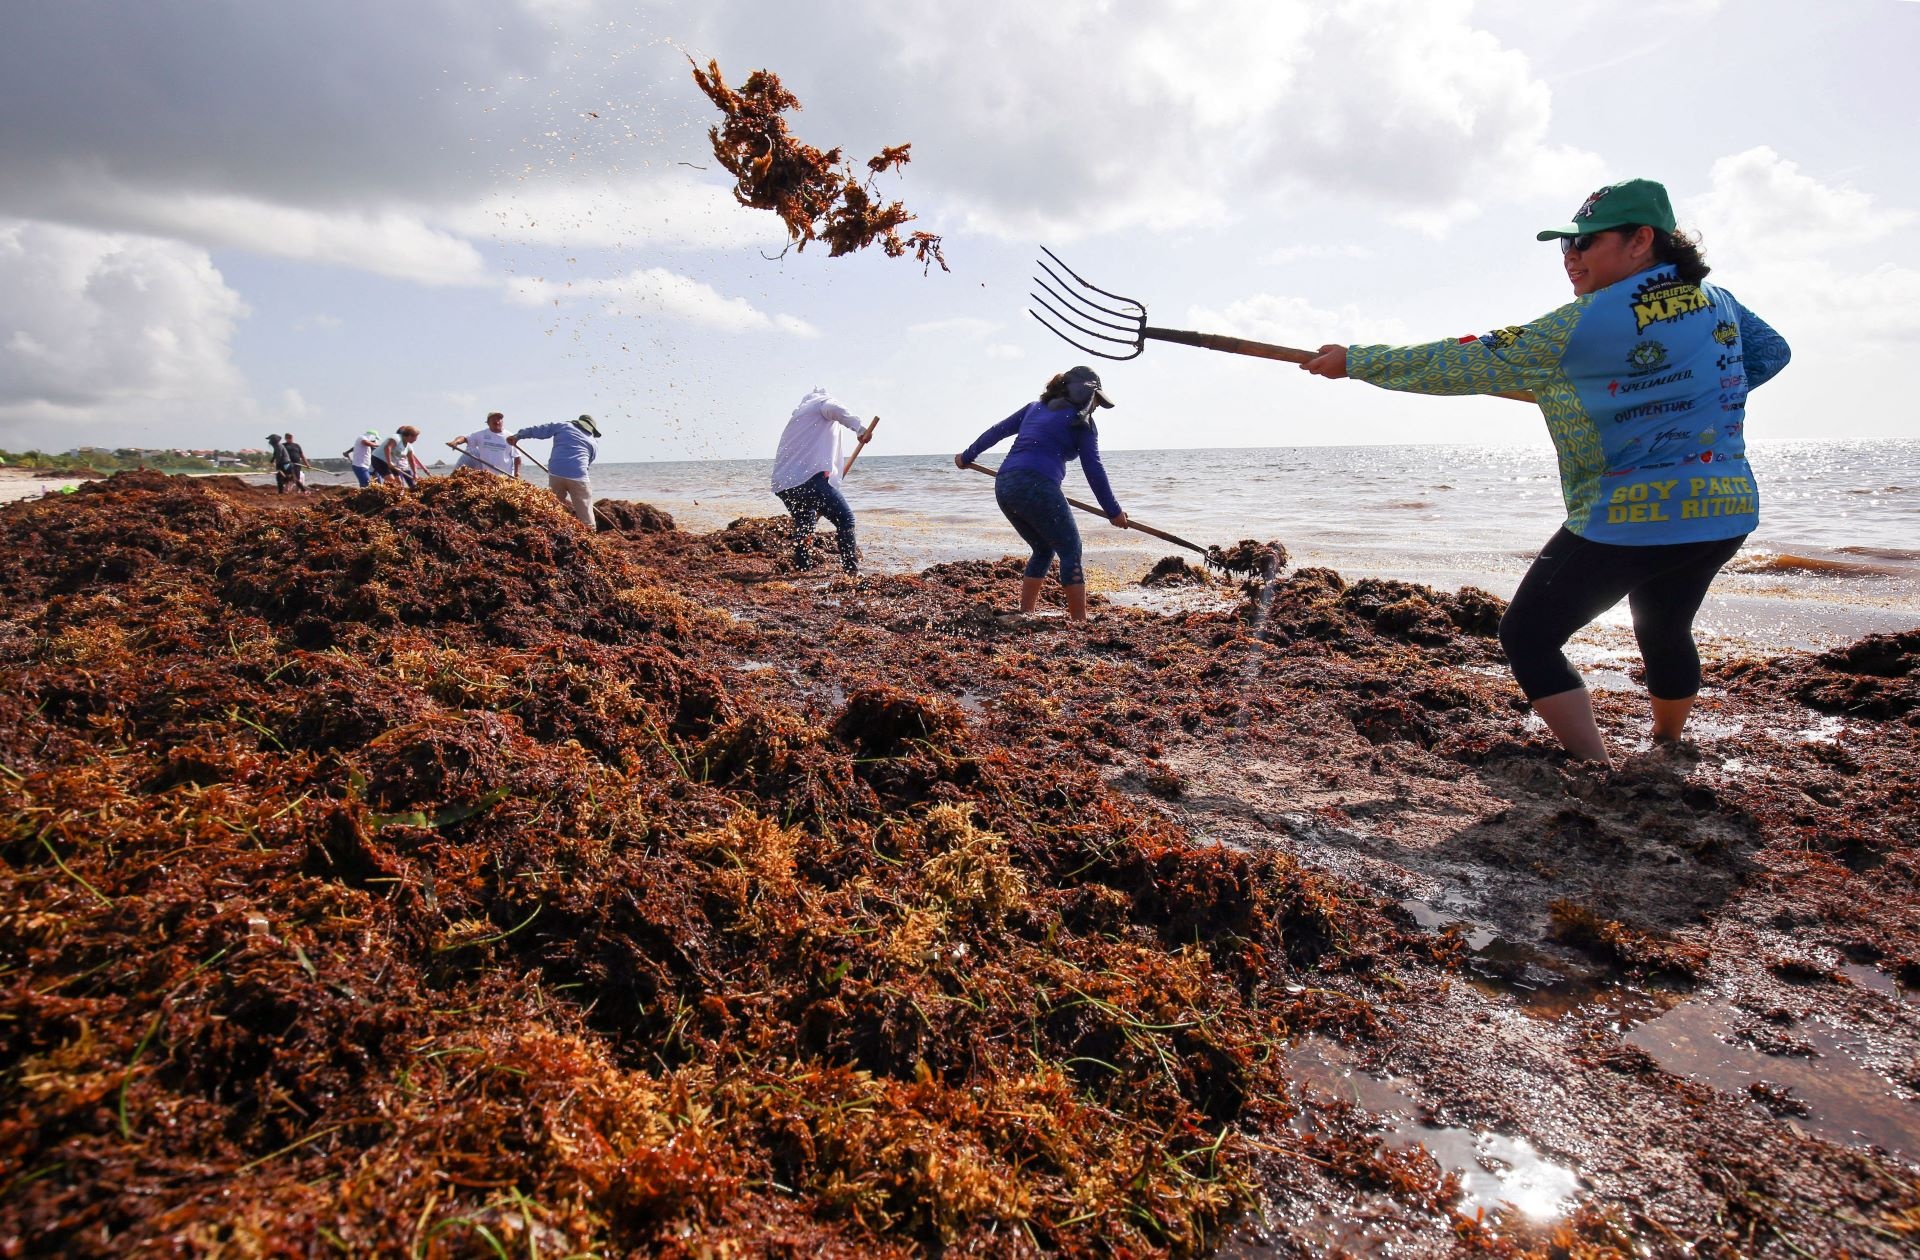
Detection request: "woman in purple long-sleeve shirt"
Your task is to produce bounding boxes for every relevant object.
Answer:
[956,366,1129,621]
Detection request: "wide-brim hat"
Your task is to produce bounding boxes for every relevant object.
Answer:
[1536,178,1676,240]
[574,414,602,437]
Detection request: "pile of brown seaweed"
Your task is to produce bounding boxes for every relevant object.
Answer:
[691,58,947,273]
[0,472,1450,1256]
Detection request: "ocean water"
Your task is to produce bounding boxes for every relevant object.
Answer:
[584,439,1920,651]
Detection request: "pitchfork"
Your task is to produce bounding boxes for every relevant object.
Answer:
[1029,248,1532,402]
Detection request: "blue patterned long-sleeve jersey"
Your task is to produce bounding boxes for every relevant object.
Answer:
[1348,266,1790,544]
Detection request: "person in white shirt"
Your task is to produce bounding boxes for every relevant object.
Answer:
[770,388,875,574]
[449,412,521,478]
[344,430,381,487]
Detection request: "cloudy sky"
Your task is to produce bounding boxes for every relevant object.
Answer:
[1,0,1915,460]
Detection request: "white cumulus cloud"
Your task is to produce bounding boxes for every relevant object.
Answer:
[1688,146,1914,259]
[507,267,819,336]
[0,219,249,427]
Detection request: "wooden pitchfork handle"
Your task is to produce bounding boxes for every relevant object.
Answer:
[446,440,519,479]
[841,416,878,478]
[962,461,1208,558]
[1147,328,1536,404]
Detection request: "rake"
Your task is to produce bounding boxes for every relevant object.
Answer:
[1028,247,1532,402]
[961,461,1207,556]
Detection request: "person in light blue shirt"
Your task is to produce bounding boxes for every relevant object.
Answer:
[1300,179,1791,766]
[956,366,1129,622]
[511,414,601,527]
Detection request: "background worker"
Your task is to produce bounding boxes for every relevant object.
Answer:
[450,412,521,478]
[511,414,600,526]
[377,425,427,489]
[276,432,313,495]
[345,429,381,486]
[770,387,875,574]
[956,365,1127,621]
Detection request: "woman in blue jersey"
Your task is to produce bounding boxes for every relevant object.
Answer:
[956,366,1129,622]
[1300,179,1791,766]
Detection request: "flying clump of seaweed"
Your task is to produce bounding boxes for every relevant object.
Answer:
[691,57,947,273]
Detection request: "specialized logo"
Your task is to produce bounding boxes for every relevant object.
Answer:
[1574,186,1613,221]
[1632,275,1712,332]
[1627,341,1669,372]
[1712,321,1739,346]
[1478,326,1529,350]
[1608,368,1693,397]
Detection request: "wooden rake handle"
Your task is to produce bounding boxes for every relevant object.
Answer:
[841,416,879,478]
[962,461,1208,557]
[1144,327,1536,404]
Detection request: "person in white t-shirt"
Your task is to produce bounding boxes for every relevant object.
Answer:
[448,412,521,478]
[344,430,381,487]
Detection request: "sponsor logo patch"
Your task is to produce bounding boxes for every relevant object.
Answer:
[1632,276,1713,332]
[1627,341,1669,373]
[1613,398,1695,424]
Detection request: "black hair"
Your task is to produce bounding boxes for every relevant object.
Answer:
[1648,226,1710,286]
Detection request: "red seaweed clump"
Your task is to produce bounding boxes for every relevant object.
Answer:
[691,58,946,273]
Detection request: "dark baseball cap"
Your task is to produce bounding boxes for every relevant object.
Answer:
[1062,365,1114,409]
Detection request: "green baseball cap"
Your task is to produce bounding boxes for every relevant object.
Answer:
[1536,178,1676,240]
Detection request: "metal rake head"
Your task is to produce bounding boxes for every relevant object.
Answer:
[1028,247,1148,361]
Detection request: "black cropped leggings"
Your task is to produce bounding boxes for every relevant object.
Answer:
[1499,528,1746,702]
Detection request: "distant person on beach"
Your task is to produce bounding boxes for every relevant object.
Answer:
[377,426,426,489]
[510,415,600,526]
[1300,179,1791,766]
[770,388,876,574]
[345,430,381,487]
[267,433,289,492]
[276,432,312,495]
[449,412,521,478]
[956,366,1128,622]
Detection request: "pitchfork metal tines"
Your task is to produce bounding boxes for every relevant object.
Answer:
[1028,247,1319,366]
[1029,247,1152,361]
[1027,247,1537,403]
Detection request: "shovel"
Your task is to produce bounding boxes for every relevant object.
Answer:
[1028,247,1532,402]
[961,460,1209,558]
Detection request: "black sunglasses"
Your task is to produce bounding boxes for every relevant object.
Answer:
[1561,227,1634,254]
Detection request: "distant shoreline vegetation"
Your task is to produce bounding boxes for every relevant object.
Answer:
[0,447,281,476]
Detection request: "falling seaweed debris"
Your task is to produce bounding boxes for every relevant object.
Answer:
[691,58,947,274]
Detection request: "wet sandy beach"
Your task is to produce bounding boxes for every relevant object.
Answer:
[2,471,1914,1257]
